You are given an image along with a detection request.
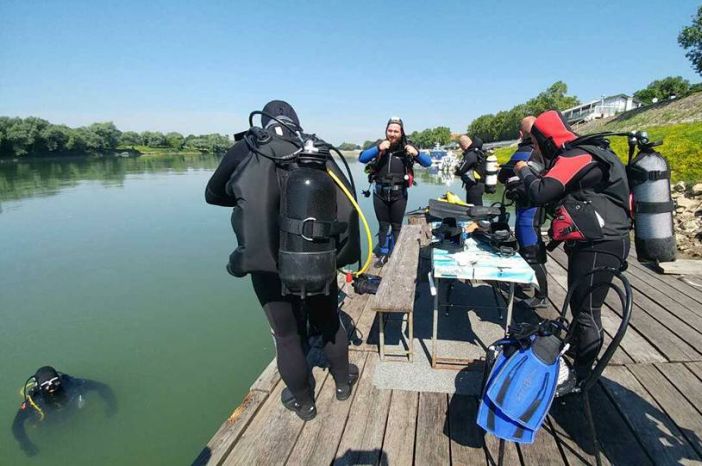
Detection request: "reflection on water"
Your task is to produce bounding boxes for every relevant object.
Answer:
[0,153,221,203]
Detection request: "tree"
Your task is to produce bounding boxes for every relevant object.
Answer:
[361,140,376,150]
[141,131,166,148]
[165,132,185,150]
[678,5,702,76]
[634,76,691,104]
[337,142,359,151]
[120,131,142,147]
[88,122,121,150]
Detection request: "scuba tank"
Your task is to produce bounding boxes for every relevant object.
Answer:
[484,151,498,194]
[279,139,347,297]
[626,131,676,263]
[225,112,360,284]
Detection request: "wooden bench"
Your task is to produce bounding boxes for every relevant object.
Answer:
[370,224,422,361]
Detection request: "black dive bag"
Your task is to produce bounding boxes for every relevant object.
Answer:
[225,123,360,297]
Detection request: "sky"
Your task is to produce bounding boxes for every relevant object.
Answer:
[1,0,700,144]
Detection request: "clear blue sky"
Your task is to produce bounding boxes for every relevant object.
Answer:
[1,0,699,144]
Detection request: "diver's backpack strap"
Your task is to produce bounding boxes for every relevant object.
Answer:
[280,216,347,240]
[635,200,675,214]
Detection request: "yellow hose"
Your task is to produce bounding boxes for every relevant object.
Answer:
[327,169,373,276]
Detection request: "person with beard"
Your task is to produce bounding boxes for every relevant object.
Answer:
[206,100,358,421]
[359,117,431,267]
[514,110,631,380]
[454,135,486,206]
[12,366,117,456]
[498,116,549,309]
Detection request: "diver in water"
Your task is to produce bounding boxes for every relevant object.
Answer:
[206,100,360,421]
[12,366,117,456]
[358,117,431,267]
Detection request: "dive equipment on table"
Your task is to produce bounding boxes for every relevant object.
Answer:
[427,193,502,221]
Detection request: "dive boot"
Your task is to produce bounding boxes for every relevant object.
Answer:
[374,255,388,269]
[335,364,360,401]
[281,389,317,421]
[524,297,548,309]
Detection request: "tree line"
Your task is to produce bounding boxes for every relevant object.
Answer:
[0,117,232,158]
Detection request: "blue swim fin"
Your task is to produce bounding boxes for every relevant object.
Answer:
[485,334,562,432]
[477,349,535,444]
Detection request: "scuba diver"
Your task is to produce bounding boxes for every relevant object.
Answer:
[454,135,487,206]
[205,100,360,421]
[514,110,631,380]
[498,116,549,309]
[358,117,431,267]
[12,366,117,457]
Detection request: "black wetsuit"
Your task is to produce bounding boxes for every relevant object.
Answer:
[205,135,351,405]
[12,375,116,456]
[519,146,630,377]
[455,147,485,206]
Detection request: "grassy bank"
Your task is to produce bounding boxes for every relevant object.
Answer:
[492,120,702,182]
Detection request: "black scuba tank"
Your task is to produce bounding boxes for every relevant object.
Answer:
[278,139,347,297]
[626,133,676,263]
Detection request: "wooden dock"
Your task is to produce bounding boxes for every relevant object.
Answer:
[195,227,702,465]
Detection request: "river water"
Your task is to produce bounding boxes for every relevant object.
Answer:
[0,153,501,465]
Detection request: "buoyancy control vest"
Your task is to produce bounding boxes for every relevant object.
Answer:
[368,145,415,187]
[550,141,631,243]
[225,125,360,295]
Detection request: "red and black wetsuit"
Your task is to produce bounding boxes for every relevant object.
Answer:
[519,111,630,379]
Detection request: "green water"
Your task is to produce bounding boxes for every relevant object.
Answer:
[0,154,501,465]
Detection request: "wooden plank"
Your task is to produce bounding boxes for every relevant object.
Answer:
[333,353,392,465]
[686,362,702,382]
[382,390,419,466]
[518,415,567,465]
[656,259,702,275]
[628,364,702,457]
[586,383,654,466]
[549,247,700,362]
[655,363,702,416]
[249,359,280,393]
[628,258,702,306]
[623,270,702,324]
[484,433,520,466]
[414,392,451,466]
[546,262,663,365]
[371,225,421,313]
[448,395,488,466]
[547,397,611,466]
[600,365,701,464]
[193,390,270,466]
[286,352,369,466]
[223,367,330,466]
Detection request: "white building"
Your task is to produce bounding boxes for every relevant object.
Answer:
[562,94,641,124]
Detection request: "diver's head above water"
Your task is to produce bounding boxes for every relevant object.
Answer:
[33,366,63,397]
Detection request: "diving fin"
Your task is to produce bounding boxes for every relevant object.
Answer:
[477,349,535,444]
[485,334,562,431]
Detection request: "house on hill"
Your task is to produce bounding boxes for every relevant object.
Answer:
[562,94,641,124]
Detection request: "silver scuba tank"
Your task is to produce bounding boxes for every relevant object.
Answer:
[485,152,498,194]
[627,132,676,263]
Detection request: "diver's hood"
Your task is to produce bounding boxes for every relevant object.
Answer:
[386,117,406,138]
[530,111,578,161]
[34,366,59,385]
[468,136,483,151]
[261,100,300,130]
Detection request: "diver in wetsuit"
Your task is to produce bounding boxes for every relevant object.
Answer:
[358,117,431,267]
[498,116,549,309]
[205,100,359,421]
[454,135,486,206]
[514,110,631,379]
[12,366,117,457]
